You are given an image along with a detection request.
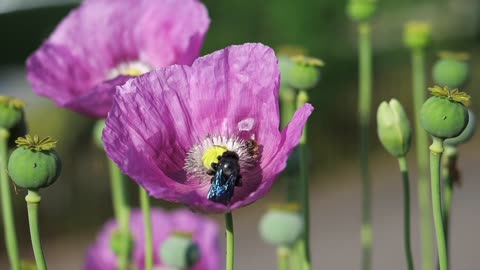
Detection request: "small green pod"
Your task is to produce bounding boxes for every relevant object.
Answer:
[0,96,25,130]
[433,52,470,89]
[420,96,468,139]
[160,233,200,269]
[259,205,303,247]
[287,55,323,90]
[346,0,376,22]
[376,99,412,157]
[8,135,61,190]
[403,21,431,49]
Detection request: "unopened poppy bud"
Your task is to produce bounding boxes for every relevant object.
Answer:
[287,55,323,90]
[403,21,431,49]
[259,204,303,247]
[0,96,25,130]
[376,99,412,157]
[8,135,61,190]
[347,0,377,22]
[444,109,476,146]
[110,230,134,259]
[160,232,200,269]
[420,86,470,139]
[433,51,471,89]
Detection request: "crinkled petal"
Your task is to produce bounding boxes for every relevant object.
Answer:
[103,66,200,201]
[230,103,314,209]
[190,43,281,162]
[27,0,209,118]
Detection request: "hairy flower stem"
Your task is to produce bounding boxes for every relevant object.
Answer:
[441,146,457,263]
[280,86,298,203]
[225,212,234,270]
[398,157,415,270]
[140,187,153,270]
[108,159,131,270]
[429,138,448,270]
[358,22,373,270]
[297,90,311,270]
[411,47,434,270]
[25,190,47,270]
[0,128,20,270]
[277,247,290,270]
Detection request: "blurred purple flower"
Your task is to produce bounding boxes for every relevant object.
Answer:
[26,0,209,118]
[102,43,314,213]
[84,208,220,270]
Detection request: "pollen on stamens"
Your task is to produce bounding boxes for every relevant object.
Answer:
[106,61,151,80]
[184,135,259,184]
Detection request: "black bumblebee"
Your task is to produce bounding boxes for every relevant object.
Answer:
[206,151,242,204]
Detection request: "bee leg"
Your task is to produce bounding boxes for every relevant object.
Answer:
[206,169,215,176]
[235,175,243,187]
[211,163,218,170]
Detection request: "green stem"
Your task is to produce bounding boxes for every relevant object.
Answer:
[358,22,373,270]
[277,247,290,270]
[429,138,448,270]
[225,212,234,270]
[297,90,311,270]
[280,86,298,203]
[411,48,434,270]
[442,145,457,264]
[398,157,415,270]
[108,159,131,270]
[0,128,20,270]
[25,190,47,270]
[140,187,153,270]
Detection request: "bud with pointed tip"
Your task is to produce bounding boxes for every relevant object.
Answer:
[376,99,412,157]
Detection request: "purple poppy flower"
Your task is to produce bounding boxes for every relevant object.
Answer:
[26,0,209,118]
[84,208,220,270]
[103,43,314,213]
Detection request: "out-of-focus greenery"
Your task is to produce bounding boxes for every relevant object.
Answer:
[0,0,479,249]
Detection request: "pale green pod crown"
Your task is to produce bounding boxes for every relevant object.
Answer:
[376,99,412,157]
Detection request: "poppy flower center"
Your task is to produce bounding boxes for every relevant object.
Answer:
[106,60,151,80]
[184,136,259,182]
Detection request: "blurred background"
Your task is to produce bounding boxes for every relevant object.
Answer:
[1,0,480,269]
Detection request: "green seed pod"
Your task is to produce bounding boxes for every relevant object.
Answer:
[433,52,470,89]
[403,21,432,49]
[160,232,200,269]
[8,135,61,190]
[0,96,25,130]
[259,204,303,247]
[278,56,293,88]
[287,55,323,90]
[110,230,135,259]
[444,110,476,146]
[420,86,470,139]
[376,99,412,157]
[93,119,106,149]
[346,0,376,22]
